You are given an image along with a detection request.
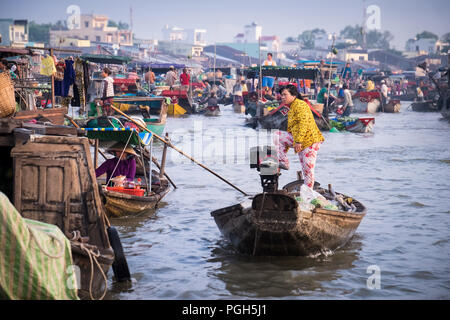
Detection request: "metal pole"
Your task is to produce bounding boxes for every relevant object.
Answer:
[259,36,262,100]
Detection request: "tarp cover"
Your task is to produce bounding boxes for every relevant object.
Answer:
[0,192,78,300]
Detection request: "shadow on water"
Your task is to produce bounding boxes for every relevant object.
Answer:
[206,235,364,298]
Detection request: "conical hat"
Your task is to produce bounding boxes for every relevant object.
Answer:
[106,142,138,156]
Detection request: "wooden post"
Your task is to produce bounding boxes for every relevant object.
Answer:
[50,48,55,108]
[159,132,169,179]
[94,139,99,169]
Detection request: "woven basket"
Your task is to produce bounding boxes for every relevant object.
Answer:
[0,72,16,118]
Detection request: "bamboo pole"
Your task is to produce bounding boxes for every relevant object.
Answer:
[109,104,249,196]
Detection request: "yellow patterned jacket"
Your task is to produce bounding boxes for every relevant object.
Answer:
[287,98,324,151]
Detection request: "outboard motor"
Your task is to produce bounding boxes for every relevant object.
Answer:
[250,146,279,193]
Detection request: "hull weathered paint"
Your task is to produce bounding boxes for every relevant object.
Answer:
[211,180,366,256]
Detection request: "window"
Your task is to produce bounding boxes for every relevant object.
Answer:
[85,21,89,28]
[85,35,88,40]
[96,36,101,42]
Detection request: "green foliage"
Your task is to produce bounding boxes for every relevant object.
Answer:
[297,29,326,49]
[416,31,439,40]
[28,21,52,44]
[107,20,118,27]
[340,25,393,49]
[29,20,68,45]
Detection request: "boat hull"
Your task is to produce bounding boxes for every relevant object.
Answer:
[211,181,366,256]
[411,100,439,112]
[233,103,246,113]
[383,100,401,113]
[102,181,170,217]
[345,118,375,133]
[353,99,380,113]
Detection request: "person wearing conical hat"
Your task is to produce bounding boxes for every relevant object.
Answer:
[95,142,137,184]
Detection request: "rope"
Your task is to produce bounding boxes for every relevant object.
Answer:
[106,130,134,187]
[27,224,64,259]
[70,232,108,300]
[252,192,266,256]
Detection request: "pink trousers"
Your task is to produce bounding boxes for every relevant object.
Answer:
[273,131,322,188]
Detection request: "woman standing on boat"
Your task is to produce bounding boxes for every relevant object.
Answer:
[273,85,324,189]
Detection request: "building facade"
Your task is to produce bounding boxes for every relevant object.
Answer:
[50,14,133,47]
[0,19,29,47]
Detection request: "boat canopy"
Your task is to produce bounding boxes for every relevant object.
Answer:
[80,54,132,65]
[246,66,318,80]
[81,127,152,146]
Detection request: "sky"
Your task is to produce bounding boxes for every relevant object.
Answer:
[2,0,450,49]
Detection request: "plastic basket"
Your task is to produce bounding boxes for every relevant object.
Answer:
[106,186,145,197]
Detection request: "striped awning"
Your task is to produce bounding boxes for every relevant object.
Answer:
[81,127,153,146]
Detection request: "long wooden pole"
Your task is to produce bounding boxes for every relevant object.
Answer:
[109,104,249,196]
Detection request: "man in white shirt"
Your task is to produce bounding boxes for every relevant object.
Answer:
[165,66,177,90]
[342,83,354,116]
[262,53,277,90]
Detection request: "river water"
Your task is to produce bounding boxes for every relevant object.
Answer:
[106,102,450,300]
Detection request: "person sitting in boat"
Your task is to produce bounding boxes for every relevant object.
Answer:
[317,84,336,118]
[95,142,137,186]
[232,81,243,105]
[341,83,354,117]
[365,78,375,92]
[199,92,218,107]
[245,91,262,117]
[273,85,324,190]
[416,86,424,101]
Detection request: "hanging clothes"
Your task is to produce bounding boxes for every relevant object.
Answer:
[73,58,86,112]
[40,55,56,76]
[54,59,75,97]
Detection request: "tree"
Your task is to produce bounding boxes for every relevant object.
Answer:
[297,28,326,49]
[29,21,52,44]
[285,36,296,43]
[28,20,68,45]
[442,32,450,42]
[107,20,118,28]
[416,31,438,40]
[339,25,393,49]
[118,21,130,30]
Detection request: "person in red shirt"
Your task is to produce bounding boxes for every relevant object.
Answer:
[180,68,190,91]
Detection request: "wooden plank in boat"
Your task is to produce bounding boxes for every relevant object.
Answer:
[21,123,78,136]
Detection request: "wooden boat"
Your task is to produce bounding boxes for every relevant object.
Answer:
[161,90,195,115]
[390,93,416,101]
[440,92,450,120]
[204,105,221,116]
[233,102,246,113]
[1,120,115,299]
[383,99,401,113]
[211,179,367,256]
[101,180,170,217]
[352,92,381,113]
[13,107,68,125]
[345,117,375,133]
[82,126,171,218]
[248,101,330,131]
[411,100,439,112]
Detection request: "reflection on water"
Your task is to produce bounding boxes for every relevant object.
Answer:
[102,102,450,300]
